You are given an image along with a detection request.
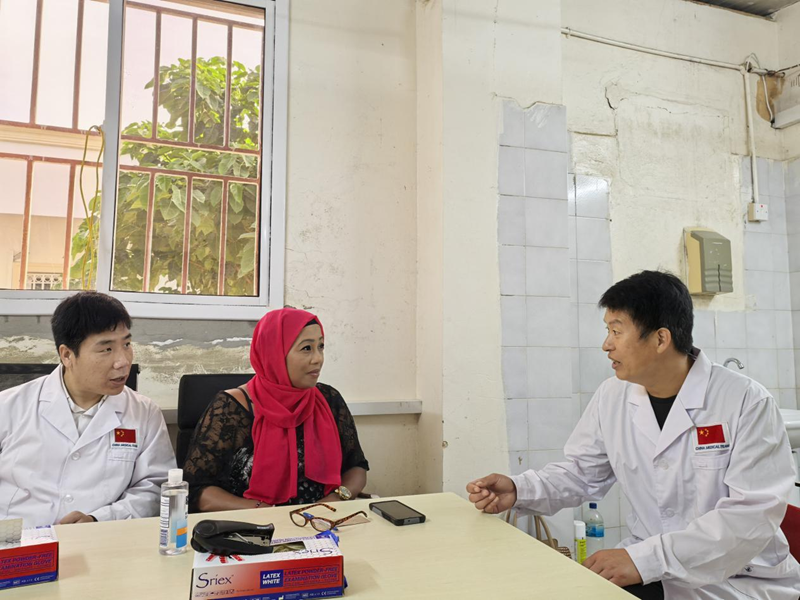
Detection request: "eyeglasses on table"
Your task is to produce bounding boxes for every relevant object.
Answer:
[289,502,368,532]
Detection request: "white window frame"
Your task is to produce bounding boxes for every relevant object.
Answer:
[0,0,288,320]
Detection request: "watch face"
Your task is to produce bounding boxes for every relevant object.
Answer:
[338,486,352,500]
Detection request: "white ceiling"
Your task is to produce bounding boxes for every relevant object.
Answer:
[690,0,800,16]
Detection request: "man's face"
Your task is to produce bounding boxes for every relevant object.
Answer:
[61,326,133,397]
[601,309,659,385]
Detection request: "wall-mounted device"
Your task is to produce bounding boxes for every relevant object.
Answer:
[773,66,800,129]
[684,228,733,295]
[747,203,769,222]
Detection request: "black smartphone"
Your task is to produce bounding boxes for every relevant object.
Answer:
[369,500,426,526]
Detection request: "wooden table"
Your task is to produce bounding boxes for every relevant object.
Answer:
[3,493,633,599]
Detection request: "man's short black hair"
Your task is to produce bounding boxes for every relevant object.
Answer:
[598,270,694,355]
[51,292,132,356]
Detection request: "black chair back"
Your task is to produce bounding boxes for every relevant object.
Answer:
[177,373,253,467]
[0,363,139,392]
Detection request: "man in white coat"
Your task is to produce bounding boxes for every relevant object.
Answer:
[468,271,800,599]
[0,292,175,527]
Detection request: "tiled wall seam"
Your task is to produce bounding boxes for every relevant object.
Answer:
[741,157,797,410]
[498,101,575,545]
[786,156,800,409]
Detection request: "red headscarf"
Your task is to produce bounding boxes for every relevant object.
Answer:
[243,308,342,505]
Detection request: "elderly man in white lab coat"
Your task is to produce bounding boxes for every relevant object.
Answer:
[468,271,800,600]
[0,292,175,527]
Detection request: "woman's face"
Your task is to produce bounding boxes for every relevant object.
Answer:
[286,324,324,388]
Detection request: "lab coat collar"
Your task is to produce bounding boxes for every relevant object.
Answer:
[627,349,712,457]
[674,348,711,411]
[40,365,126,451]
[629,385,661,448]
[39,366,79,444]
[72,394,124,453]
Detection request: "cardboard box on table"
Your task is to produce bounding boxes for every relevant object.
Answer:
[0,525,59,591]
[189,535,343,600]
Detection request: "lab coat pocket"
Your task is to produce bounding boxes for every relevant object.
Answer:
[108,448,138,462]
[691,452,731,514]
[691,453,731,470]
[104,448,138,504]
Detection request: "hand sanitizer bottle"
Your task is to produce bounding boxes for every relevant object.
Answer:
[159,468,189,555]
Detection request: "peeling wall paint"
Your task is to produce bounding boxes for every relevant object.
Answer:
[563,0,785,310]
[438,0,563,494]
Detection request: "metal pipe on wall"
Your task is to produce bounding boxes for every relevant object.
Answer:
[560,27,778,204]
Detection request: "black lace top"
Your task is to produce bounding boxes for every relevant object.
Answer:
[183,383,369,512]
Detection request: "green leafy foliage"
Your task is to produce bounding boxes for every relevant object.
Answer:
[70,56,261,296]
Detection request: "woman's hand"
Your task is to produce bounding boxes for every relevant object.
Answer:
[320,493,342,503]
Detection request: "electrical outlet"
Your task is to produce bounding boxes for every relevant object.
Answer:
[747,203,769,222]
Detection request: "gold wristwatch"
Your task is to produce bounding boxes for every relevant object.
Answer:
[334,486,352,500]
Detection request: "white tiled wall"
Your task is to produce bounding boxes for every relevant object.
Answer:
[569,173,626,547]
[498,100,576,546]
[500,118,800,551]
[787,156,800,408]
[734,156,797,410]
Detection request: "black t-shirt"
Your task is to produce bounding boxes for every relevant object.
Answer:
[648,394,677,430]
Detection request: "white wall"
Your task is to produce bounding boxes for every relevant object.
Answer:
[778,3,800,159]
[438,0,563,493]
[563,0,782,312]
[778,2,800,77]
[415,0,444,494]
[283,0,420,495]
[285,0,417,404]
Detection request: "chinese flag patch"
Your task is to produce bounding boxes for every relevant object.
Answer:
[696,424,725,445]
[114,428,137,444]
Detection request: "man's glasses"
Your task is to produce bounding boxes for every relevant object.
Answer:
[289,503,368,532]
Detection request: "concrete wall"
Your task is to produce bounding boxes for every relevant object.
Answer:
[563,0,782,313]
[555,0,800,549]
[778,2,800,72]
[284,0,417,405]
[439,0,563,493]
[497,100,575,545]
[778,3,800,158]
[415,0,444,494]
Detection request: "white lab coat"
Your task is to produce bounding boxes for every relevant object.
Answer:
[511,350,800,599]
[0,366,176,527]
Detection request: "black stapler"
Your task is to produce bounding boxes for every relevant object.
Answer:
[191,520,276,556]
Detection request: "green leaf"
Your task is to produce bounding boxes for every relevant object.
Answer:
[239,239,255,275]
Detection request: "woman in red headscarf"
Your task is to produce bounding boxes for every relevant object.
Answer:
[183,308,369,511]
